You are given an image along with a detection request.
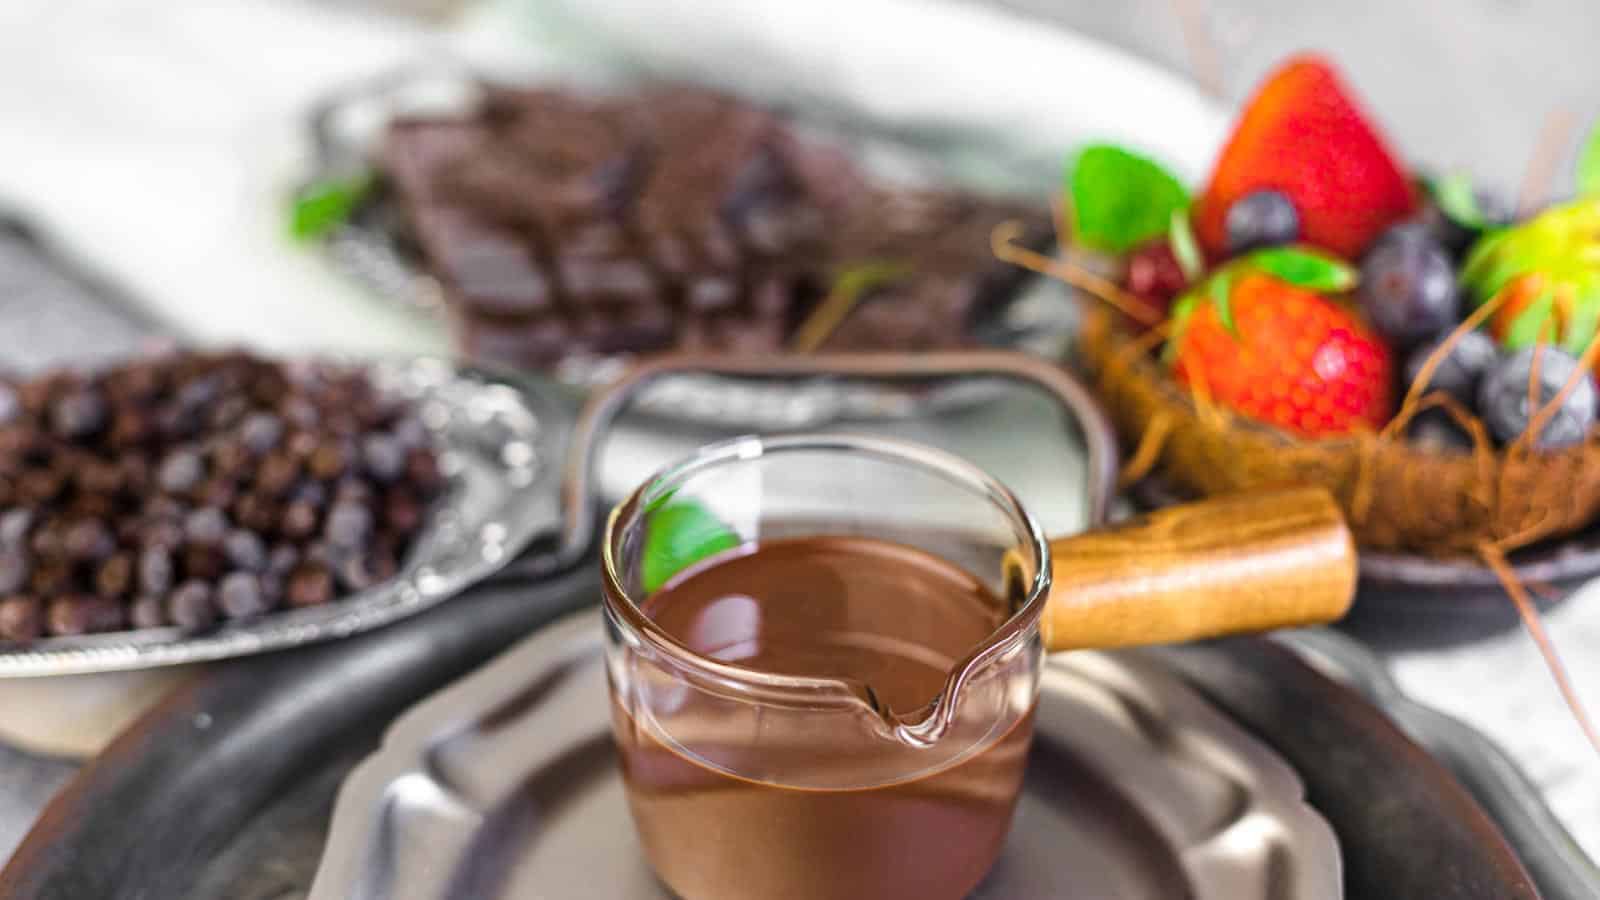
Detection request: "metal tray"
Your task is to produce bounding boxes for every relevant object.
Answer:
[308,609,1340,900]
[0,357,561,676]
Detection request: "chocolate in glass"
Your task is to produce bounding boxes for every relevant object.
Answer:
[602,435,1051,900]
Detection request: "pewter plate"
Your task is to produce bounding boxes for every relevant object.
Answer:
[0,358,560,677]
[308,610,1341,900]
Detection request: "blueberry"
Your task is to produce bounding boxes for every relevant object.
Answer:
[166,580,216,630]
[223,529,267,572]
[218,572,270,619]
[1359,224,1459,347]
[184,507,229,545]
[1225,190,1299,254]
[239,412,284,454]
[1404,331,1500,405]
[158,450,205,494]
[1478,346,1599,449]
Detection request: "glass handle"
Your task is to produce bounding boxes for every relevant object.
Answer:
[536,351,1121,576]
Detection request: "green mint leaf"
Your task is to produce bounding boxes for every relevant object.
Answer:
[1579,118,1600,198]
[641,499,741,594]
[1167,209,1204,282]
[1247,246,1357,293]
[1210,270,1237,337]
[1562,277,1600,355]
[1068,145,1190,255]
[1431,172,1489,228]
[289,173,372,242]
[1503,290,1558,350]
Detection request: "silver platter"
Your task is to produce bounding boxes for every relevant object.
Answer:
[308,609,1342,900]
[0,358,561,677]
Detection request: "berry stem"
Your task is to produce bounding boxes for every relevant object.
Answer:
[1480,542,1600,758]
[1380,289,1509,441]
[1510,322,1600,456]
[991,220,1164,326]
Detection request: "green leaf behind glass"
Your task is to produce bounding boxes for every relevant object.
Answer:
[1068,145,1190,255]
[641,499,741,594]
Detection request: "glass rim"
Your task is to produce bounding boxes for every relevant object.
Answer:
[601,432,1053,711]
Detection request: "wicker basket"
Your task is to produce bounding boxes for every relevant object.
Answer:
[1077,309,1600,558]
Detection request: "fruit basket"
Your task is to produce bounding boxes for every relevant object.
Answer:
[993,54,1600,739]
[998,55,1600,569]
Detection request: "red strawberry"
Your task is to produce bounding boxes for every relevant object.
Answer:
[1170,272,1394,437]
[1192,55,1416,260]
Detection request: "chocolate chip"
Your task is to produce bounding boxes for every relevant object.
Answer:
[96,552,134,598]
[0,595,41,642]
[286,565,334,607]
[166,581,216,630]
[139,546,174,594]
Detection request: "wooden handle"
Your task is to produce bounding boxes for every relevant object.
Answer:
[1038,487,1356,652]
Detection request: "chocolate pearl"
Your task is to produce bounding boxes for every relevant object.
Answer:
[48,595,124,636]
[282,501,319,540]
[197,478,237,510]
[0,509,33,548]
[63,519,114,562]
[51,389,107,439]
[256,453,300,497]
[308,442,349,480]
[68,493,117,520]
[325,502,373,550]
[139,546,175,594]
[209,396,250,431]
[239,412,283,454]
[184,507,228,545]
[332,478,373,505]
[108,408,152,448]
[28,562,72,596]
[166,581,216,630]
[141,519,185,552]
[143,495,186,522]
[210,440,252,479]
[96,552,134,598]
[77,461,124,496]
[129,595,167,630]
[391,417,427,449]
[218,572,271,619]
[286,565,334,608]
[232,493,279,534]
[223,529,266,572]
[0,595,41,642]
[289,480,327,507]
[0,548,29,594]
[362,434,405,482]
[266,544,299,576]
[158,450,204,494]
[19,469,64,504]
[383,489,423,535]
[0,384,17,426]
[404,449,444,493]
[286,430,319,459]
[182,545,227,580]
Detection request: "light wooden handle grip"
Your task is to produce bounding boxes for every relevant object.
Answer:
[1040,487,1356,652]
